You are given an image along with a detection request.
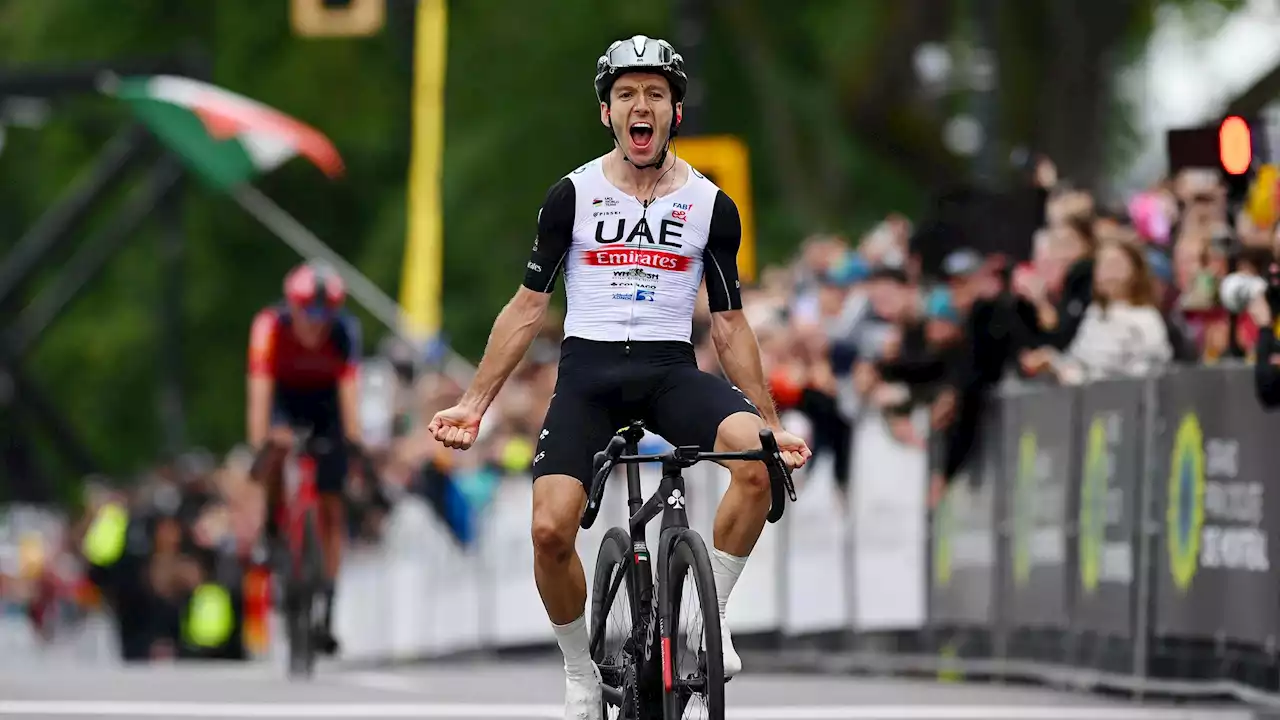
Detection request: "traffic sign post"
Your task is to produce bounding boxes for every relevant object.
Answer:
[1219,115,1253,176]
[1166,117,1260,204]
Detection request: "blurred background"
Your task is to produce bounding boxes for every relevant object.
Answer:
[4,0,1280,695]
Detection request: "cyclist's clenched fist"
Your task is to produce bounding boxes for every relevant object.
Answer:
[772,428,812,470]
[427,404,483,450]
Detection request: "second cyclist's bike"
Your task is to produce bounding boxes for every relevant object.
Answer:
[252,428,327,679]
[580,420,796,720]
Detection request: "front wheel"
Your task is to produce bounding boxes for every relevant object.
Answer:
[590,527,642,720]
[287,508,323,679]
[664,529,724,720]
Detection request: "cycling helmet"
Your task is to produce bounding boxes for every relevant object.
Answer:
[284,261,345,319]
[594,35,687,105]
[594,35,687,169]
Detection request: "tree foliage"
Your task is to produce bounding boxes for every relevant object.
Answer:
[0,0,1244,480]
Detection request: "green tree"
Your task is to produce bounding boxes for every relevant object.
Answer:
[0,0,1246,487]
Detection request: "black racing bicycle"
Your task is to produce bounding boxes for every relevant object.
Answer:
[580,420,796,720]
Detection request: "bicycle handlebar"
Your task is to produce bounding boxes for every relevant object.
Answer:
[580,428,797,531]
[249,429,380,490]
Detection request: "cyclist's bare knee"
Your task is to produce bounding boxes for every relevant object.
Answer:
[714,411,771,495]
[531,474,586,564]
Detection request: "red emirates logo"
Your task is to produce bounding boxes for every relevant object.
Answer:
[583,248,691,271]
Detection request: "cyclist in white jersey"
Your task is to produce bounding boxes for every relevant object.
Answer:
[428,34,810,720]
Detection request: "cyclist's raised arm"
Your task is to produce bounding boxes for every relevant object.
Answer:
[246,309,280,449]
[703,190,781,430]
[458,178,574,414]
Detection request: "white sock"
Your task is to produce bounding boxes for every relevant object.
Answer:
[552,614,593,676]
[710,548,748,620]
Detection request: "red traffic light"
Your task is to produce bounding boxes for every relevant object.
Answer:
[1220,115,1252,175]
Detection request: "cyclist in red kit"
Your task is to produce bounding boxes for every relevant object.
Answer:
[247,260,366,656]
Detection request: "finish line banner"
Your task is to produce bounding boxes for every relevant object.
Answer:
[1154,367,1280,642]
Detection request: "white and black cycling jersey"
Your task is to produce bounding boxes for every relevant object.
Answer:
[522,155,743,343]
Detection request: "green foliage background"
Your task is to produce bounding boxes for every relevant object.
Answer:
[0,0,1245,481]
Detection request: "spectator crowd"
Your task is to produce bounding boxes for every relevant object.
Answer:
[6,155,1278,662]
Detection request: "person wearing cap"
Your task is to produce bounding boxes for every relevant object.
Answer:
[244,260,369,656]
[929,249,1041,506]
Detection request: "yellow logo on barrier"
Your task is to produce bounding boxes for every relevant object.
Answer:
[1167,413,1206,592]
[932,486,954,588]
[1079,417,1108,594]
[1012,430,1037,588]
[937,639,963,683]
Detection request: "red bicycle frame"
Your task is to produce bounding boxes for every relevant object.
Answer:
[277,451,320,576]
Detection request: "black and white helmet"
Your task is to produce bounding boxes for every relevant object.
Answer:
[594,35,687,105]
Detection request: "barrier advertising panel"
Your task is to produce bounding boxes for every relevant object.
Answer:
[316,368,1280,705]
[1154,367,1280,641]
[1074,379,1143,638]
[849,411,926,631]
[930,404,1001,626]
[1003,384,1076,630]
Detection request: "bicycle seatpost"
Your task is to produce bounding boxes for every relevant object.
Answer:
[621,423,646,519]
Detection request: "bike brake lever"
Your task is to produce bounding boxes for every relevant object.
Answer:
[779,459,797,501]
[758,429,797,502]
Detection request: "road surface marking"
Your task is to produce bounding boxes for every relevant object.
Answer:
[0,700,1255,719]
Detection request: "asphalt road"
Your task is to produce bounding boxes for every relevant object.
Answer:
[0,655,1261,720]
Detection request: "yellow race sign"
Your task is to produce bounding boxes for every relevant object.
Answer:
[291,0,385,37]
[673,135,757,284]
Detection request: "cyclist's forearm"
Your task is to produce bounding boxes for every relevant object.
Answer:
[246,375,274,448]
[338,376,363,445]
[711,311,781,428]
[460,289,548,412]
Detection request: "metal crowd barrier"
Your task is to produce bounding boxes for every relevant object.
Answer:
[911,364,1280,709]
[144,363,1268,712]
[330,365,1280,709]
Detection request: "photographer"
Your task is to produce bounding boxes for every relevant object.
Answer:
[1245,264,1280,408]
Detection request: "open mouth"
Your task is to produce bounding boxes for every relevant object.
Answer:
[629,122,654,150]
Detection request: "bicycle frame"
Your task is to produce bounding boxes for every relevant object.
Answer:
[279,445,320,576]
[586,423,794,710]
[592,426,698,705]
